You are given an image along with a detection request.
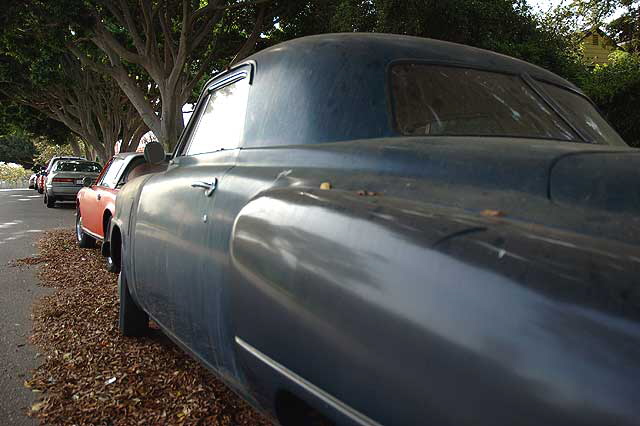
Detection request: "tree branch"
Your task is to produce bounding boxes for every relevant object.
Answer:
[94,19,146,66]
[167,0,193,91]
[115,0,146,54]
[191,9,224,53]
[230,4,267,65]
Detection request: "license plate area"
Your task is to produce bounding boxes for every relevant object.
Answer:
[76,179,84,185]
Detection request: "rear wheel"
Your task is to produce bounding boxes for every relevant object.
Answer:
[76,210,96,248]
[45,194,56,208]
[118,269,149,337]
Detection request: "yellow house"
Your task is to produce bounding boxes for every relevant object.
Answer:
[579,28,618,65]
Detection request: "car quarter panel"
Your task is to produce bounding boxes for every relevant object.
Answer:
[229,185,640,426]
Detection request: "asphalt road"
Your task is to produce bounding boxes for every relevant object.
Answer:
[0,189,75,425]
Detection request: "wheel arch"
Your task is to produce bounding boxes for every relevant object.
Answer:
[108,223,122,271]
[102,208,113,238]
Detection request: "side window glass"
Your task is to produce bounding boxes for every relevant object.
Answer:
[540,83,627,146]
[98,158,125,189]
[118,158,145,186]
[184,76,250,156]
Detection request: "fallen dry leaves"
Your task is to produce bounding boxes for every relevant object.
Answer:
[19,229,271,425]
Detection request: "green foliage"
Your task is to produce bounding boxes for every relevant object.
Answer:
[269,0,585,81]
[32,139,74,167]
[0,101,72,144]
[0,131,37,166]
[0,162,31,183]
[581,50,640,146]
[607,3,640,52]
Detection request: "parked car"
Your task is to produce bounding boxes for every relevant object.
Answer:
[28,166,41,189]
[35,170,46,193]
[109,34,640,426]
[75,152,168,272]
[44,160,101,208]
[37,156,86,194]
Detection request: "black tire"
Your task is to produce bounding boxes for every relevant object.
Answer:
[75,210,96,248]
[104,219,120,274]
[45,194,56,208]
[37,185,43,194]
[118,270,149,337]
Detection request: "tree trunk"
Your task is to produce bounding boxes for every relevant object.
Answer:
[126,122,149,153]
[83,143,93,161]
[159,92,185,150]
[69,138,82,157]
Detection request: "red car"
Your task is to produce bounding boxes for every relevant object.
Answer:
[75,152,166,272]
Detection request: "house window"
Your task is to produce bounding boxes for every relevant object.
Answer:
[592,33,599,45]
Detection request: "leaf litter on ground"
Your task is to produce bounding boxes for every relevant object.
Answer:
[19,229,271,425]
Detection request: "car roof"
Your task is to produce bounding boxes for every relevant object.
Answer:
[245,33,577,90]
[50,156,85,162]
[113,152,145,160]
[229,33,582,149]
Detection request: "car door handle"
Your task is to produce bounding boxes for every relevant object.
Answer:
[191,178,218,197]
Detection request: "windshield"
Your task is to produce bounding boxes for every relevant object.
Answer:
[390,64,625,146]
[55,161,102,173]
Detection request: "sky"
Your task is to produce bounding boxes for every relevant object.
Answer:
[528,0,564,13]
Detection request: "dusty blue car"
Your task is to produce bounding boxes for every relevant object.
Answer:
[109,34,640,426]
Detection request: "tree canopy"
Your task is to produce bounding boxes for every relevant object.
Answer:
[0,0,639,151]
[0,131,36,167]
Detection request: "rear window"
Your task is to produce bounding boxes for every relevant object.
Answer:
[55,162,101,172]
[390,64,623,145]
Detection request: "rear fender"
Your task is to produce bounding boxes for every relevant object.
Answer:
[229,187,640,425]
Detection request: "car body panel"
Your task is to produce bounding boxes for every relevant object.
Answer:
[230,186,640,426]
[77,153,154,240]
[46,161,101,202]
[39,156,86,194]
[131,150,238,366]
[36,172,46,193]
[111,34,640,425]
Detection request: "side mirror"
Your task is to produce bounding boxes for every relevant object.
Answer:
[83,177,94,187]
[144,141,166,165]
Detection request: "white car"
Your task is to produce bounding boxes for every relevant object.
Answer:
[28,174,36,189]
[44,160,101,208]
